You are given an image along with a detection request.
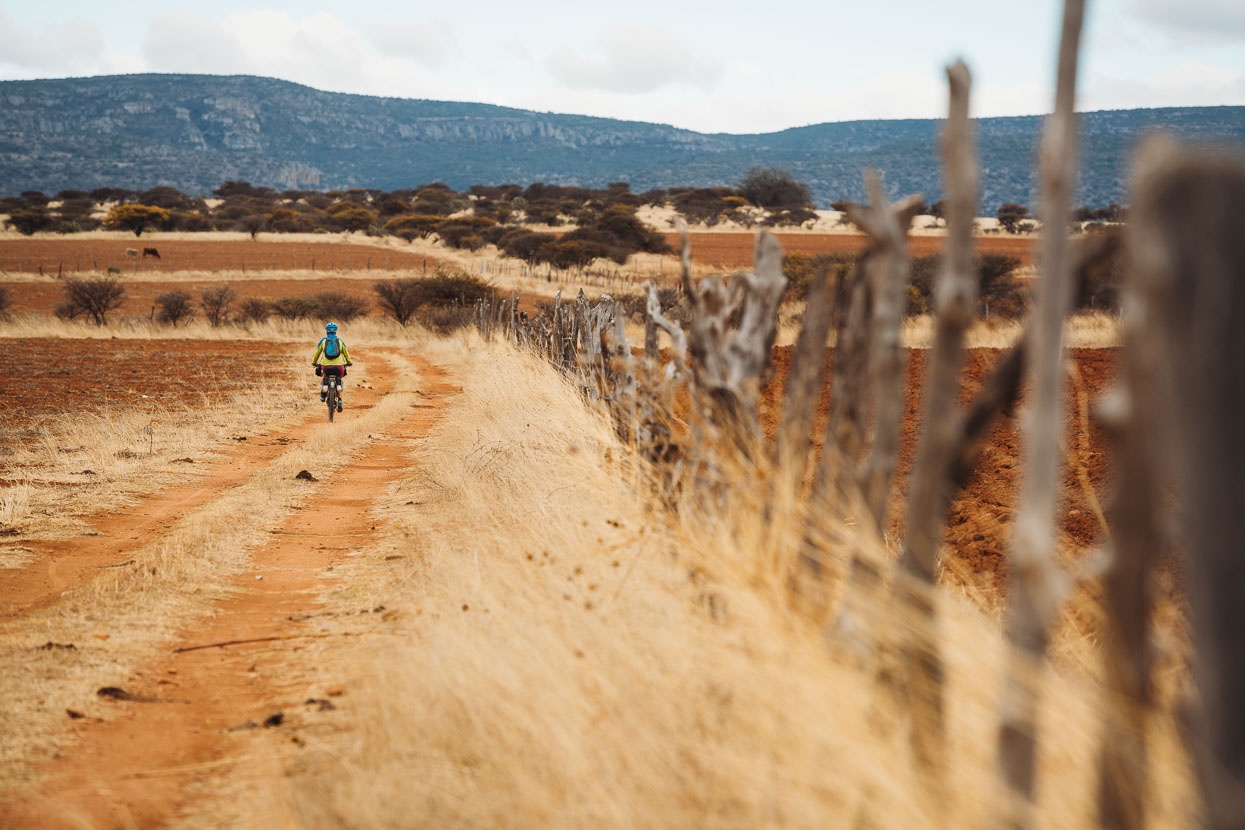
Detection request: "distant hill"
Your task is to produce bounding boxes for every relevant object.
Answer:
[1,74,1242,208]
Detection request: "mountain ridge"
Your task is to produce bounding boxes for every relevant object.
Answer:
[2,73,1242,207]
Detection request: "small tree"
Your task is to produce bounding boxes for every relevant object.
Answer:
[8,209,50,235]
[373,279,421,325]
[383,214,443,242]
[237,214,265,239]
[996,203,1030,234]
[311,291,369,322]
[270,296,316,320]
[737,166,813,208]
[238,297,272,323]
[104,204,171,237]
[200,285,237,327]
[155,290,195,326]
[62,278,126,325]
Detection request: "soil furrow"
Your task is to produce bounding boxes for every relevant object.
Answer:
[0,354,455,829]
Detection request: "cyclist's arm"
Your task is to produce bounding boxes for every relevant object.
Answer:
[311,340,325,365]
[341,342,352,364]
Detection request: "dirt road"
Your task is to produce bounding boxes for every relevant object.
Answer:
[0,351,456,828]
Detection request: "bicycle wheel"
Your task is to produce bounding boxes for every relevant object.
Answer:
[326,380,337,422]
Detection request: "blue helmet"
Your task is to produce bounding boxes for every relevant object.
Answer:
[325,322,338,334]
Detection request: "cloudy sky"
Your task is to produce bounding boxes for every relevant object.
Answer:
[1,0,1242,134]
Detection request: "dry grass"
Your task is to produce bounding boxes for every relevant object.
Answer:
[0,352,428,788]
[2,377,301,543]
[184,333,1190,829]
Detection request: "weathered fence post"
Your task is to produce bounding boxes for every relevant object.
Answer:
[890,59,978,772]
[1124,138,1245,830]
[998,1,1085,826]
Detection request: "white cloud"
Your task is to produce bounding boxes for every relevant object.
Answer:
[1124,0,1245,43]
[1085,61,1245,110]
[545,23,724,94]
[365,19,454,67]
[0,10,104,74]
[139,10,436,98]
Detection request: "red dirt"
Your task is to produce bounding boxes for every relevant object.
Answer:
[0,238,441,276]
[1,338,300,439]
[760,346,1116,592]
[0,354,457,828]
[671,231,1037,270]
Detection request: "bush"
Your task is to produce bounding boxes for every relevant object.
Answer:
[610,287,691,325]
[61,278,126,325]
[103,204,171,237]
[328,205,378,233]
[497,229,557,265]
[55,220,82,235]
[199,285,237,327]
[270,297,316,320]
[996,203,1030,234]
[155,290,195,326]
[907,254,1023,317]
[373,279,421,326]
[763,207,819,227]
[670,187,740,226]
[386,270,498,333]
[8,209,50,235]
[782,252,856,302]
[238,297,272,323]
[311,291,370,322]
[436,216,498,249]
[737,166,813,208]
[384,213,443,242]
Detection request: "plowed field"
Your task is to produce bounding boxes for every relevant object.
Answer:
[3,338,300,443]
[761,346,1116,592]
[0,239,438,276]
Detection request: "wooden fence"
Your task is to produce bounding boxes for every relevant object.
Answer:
[473,1,1245,826]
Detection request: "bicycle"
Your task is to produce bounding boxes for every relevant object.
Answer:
[324,372,341,421]
[317,365,348,422]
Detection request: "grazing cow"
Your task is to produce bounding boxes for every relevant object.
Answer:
[142,247,161,259]
[125,248,139,258]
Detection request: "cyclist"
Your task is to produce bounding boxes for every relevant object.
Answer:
[312,322,352,412]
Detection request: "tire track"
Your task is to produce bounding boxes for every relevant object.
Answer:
[0,357,397,621]
[0,354,455,829]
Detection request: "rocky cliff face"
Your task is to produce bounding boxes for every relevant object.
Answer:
[1,74,1242,206]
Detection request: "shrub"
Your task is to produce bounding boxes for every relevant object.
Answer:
[169,211,213,232]
[8,209,50,235]
[328,205,378,233]
[103,204,171,237]
[373,279,422,326]
[270,297,316,320]
[996,203,1030,234]
[384,213,443,242]
[55,220,82,235]
[906,254,1023,318]
[763,207,819,227]
[436,216,498,249]
[782,252,857,302]
[239,297,272,323]
[61,278,126,325]
[737,166,813,208]
[497,229,557,265]
[199,285,237,327]
[670,187,740,226]
[611,287,691,325]
[397,270,498,333]
[155,290,195,326]
[311,291,370,322]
